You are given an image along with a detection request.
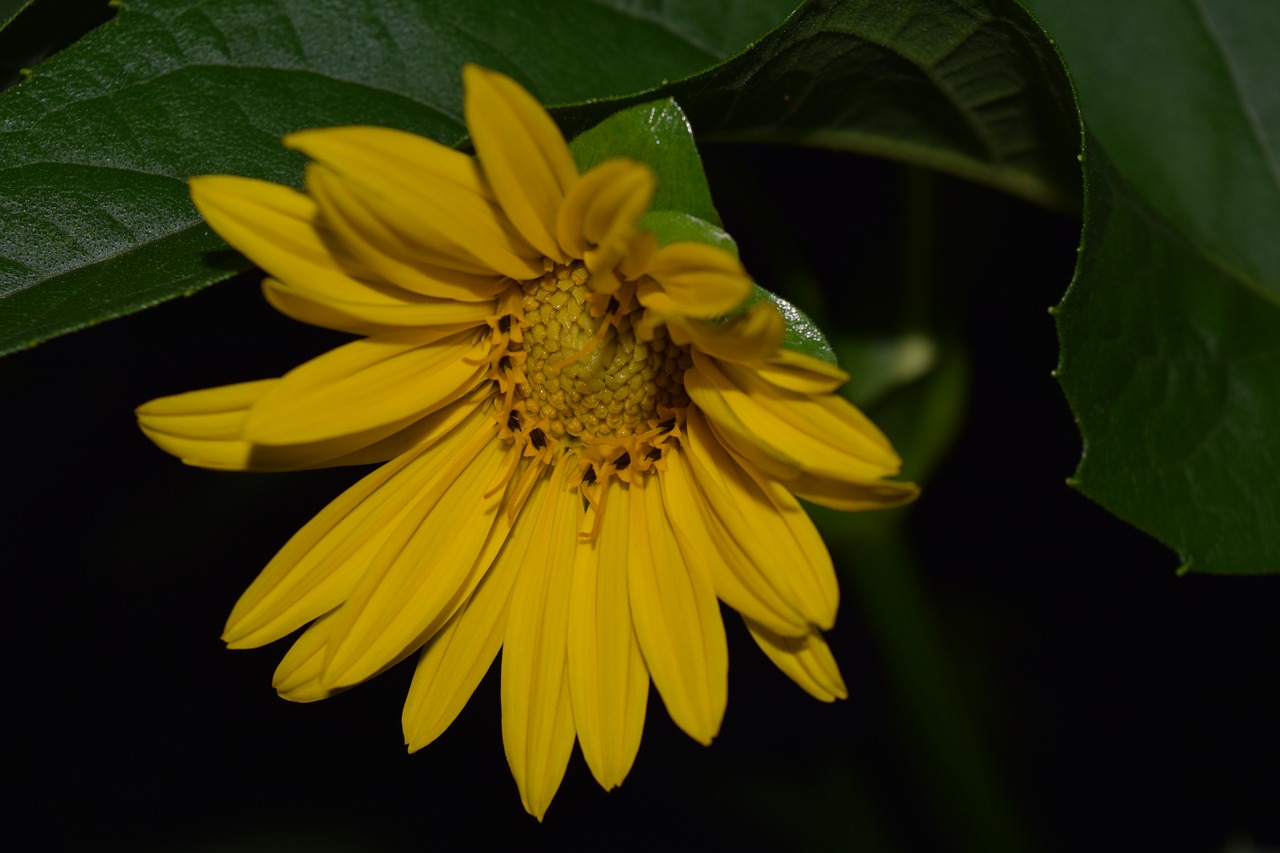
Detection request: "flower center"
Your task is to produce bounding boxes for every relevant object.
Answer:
[516,261,689,443]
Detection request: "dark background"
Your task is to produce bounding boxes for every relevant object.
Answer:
[4,132,1278,853]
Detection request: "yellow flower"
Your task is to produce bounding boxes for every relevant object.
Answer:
[136,65,917,818]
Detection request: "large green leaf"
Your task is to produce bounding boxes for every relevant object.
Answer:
[1056,141,1280,575]
[0,0,1075,356]
[1021,0,1280,573]
[0,0,797,356]
[678,0,1079,208]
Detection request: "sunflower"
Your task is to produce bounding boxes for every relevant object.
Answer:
[137,65,918,818]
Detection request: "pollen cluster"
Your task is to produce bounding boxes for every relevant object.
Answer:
[516,262,690,442]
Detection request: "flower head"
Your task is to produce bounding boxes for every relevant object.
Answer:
[137,65,917,818]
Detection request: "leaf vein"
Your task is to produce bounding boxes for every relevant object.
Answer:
[1188,0,1280,196]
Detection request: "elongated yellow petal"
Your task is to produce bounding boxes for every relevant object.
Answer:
[686,350,919,512]
[667,300,784,364]
[759,348,850,394]
[556,158,654,275]
[272,613,342,703]
[190,176,381,300]
[304,159,540,287]
[696,394,919,512]
[261,279,490,338]
[138,377,487,472]
[320,424,513,690]
[635,242,752,318]
[464,65,576,263]
[286,125,493,197]
[265,273,497,328]
[138,379,281,471]
[243,329,487,446]
[501,460,581,820]
[628,476,727,745]
[659,437,810,636]
[402,464,555,752]
[222,397,489,648]
[744,617,848,703]
[683,408,839,630]
[288,126,543,281]
[568,478,650,790]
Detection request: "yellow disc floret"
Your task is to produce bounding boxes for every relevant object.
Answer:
[517,261,689,442]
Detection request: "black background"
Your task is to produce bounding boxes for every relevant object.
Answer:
[4,137,1278,852]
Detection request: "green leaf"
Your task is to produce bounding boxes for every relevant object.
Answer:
[1023,0,1280,306]
[559,0,1080,212]
[1019,1,1280,573]
[0,0,1077,356]
[637,210,737,255]
[1055,139,1280,575]
[569,98,722,226]
[0,0,32,28]
[0,0,797,356]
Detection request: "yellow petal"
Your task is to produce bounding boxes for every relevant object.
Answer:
[263,276,496,333]
[287,126,543,280]
[659,437,810,636]
[222,396,489,649]
[319,423,513,690]
[667,300,784,364]
[628,475,727,745]
[555,158,654,274]
[501,460,581,820]
[635,241,752,318]
[138,379,279,470]
[759,347,850,394]
[464,65,576,263]
[272,613,344,703]
[190,176,378,299]
[683,408,840,630]
[686,349,919,510]
[744,617,848,703]
[243,329,487,446]
[402,463,555,752]
[568,478,650,791]
[304,158,539,287]
[140,379,492,473]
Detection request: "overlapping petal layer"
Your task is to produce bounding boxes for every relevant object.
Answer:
[139,63,918,822]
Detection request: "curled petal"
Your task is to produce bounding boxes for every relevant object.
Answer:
[757,348,850,394]
[667,300,784,364]
[556,158,655,274]
[464,65,577,263]
[635,242,752,318]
